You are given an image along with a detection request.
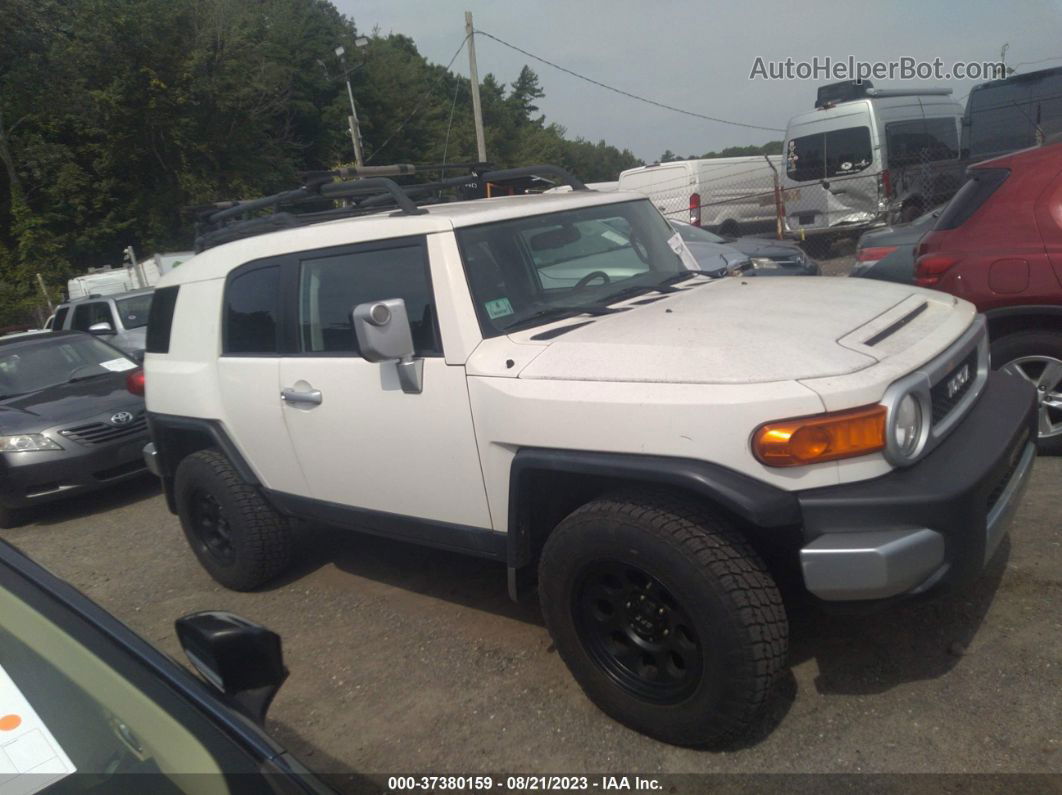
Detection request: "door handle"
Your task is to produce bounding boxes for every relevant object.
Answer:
[280,387,322,406]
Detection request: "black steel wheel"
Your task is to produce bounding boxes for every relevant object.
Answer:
[188,490,236,566]
[575,560,702,704]
[174,450,294,590]
[539,490,787,747]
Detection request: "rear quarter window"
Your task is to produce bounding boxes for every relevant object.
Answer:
[223,265,281,355]
[145,286,180,354]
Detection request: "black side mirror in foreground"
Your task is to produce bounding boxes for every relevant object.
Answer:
[175,611,288,723]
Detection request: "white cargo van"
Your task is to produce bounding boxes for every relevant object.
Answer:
[618,156,783,236]
[782,89,963,237]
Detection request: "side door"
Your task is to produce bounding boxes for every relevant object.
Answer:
[277,236,493,533]
[215,261,309,496]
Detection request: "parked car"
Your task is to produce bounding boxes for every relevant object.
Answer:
[782,88,964,238]
[619,156,783,236]
[0,538,328,791]
[0,331,150,527]
[669,220,820,276]
[963,65,1062,162]
[915,141,1062,453]
[52,287,154,358]
[143,166,1035,748]
[850,205,945,283]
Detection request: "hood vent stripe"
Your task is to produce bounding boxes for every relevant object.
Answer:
[864,302,928,347]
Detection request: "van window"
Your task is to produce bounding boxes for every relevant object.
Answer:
[966,70,1062,160]
[53,306,70,330]
[786,126,872,182]
[886,118,959,167]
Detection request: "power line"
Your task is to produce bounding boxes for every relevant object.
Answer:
[366,33,471,163]
[474,29,785,134]
[1012,55,1062,69]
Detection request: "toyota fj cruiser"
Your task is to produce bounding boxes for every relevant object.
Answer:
[141,166,1037,747]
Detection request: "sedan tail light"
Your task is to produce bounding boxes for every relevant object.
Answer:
[689,193,701,226]
[857,245,897,262]
[914,254,958,287]
[126,368,145,396]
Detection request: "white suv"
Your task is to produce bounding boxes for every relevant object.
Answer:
[141,167,1036,747]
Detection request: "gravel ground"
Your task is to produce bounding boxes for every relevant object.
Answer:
[2,454,1060,788]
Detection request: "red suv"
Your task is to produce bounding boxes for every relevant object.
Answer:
[915,142,1062,452]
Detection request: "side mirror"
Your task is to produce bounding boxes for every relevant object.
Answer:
[175,611,288,724]
[352,298,423,394]
[88,321,114,335]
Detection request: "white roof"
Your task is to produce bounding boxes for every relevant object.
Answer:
[161,190,649,285]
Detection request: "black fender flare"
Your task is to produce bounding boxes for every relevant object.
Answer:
[147,413,259,511]
[506,447,801,570]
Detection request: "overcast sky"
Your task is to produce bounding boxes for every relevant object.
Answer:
[334,0,1062,162]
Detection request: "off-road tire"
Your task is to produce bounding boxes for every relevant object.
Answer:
[538,490,788,747]
[991,330,1062,455]
[174,449,294,590]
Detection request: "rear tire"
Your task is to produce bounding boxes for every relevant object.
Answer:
[991,330,1062,455]
[538,490,788,747]
[174,450,294,590]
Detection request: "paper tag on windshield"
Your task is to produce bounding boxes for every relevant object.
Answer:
[0,662,77,794]
[99,358,136,373]
[668,233,701,271]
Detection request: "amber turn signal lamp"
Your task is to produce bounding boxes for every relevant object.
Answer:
[752,405,887,467]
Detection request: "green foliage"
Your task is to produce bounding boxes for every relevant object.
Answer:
[0,0,643,325]
[658,141,783,163]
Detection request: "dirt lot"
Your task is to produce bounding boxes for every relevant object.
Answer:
[2,452,1060,787]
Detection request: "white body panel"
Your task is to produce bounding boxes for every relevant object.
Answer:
[146,190,979,538]
[278,357,492,527]
[618,157,782,230]
[782,95,963,233]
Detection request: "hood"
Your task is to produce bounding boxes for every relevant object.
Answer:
[683,241,750,275]
[0,371,143,435]
[497,277,961,385]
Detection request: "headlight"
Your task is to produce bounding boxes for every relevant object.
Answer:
[0,434,63,452]
[890,393,925,460]
[750,257,783,270]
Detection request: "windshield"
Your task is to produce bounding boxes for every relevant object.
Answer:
[0,335,133,398]
[455,199,694,335]
[671,221,727,244]
[115,293,153,330]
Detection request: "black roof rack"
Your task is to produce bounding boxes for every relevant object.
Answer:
[189,163,589,252]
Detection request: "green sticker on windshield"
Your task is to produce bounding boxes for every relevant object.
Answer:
[485,297,514,319]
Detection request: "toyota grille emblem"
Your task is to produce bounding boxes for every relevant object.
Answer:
[109,411,135,426]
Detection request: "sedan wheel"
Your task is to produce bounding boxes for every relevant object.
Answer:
[1000,355,1062,440]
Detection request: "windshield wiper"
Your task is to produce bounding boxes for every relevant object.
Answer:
[502,304,624,332]
[66,372,110,384]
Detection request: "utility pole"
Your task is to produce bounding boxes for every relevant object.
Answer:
[335,43,367,168]
[35,273,53,314]
[465,11,487,163]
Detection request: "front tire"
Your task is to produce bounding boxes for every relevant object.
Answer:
[992,330,1062,455]
[538,491,788,747]
[174,450,294,590]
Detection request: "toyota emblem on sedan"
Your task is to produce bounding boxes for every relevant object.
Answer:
[109,411,135,426]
